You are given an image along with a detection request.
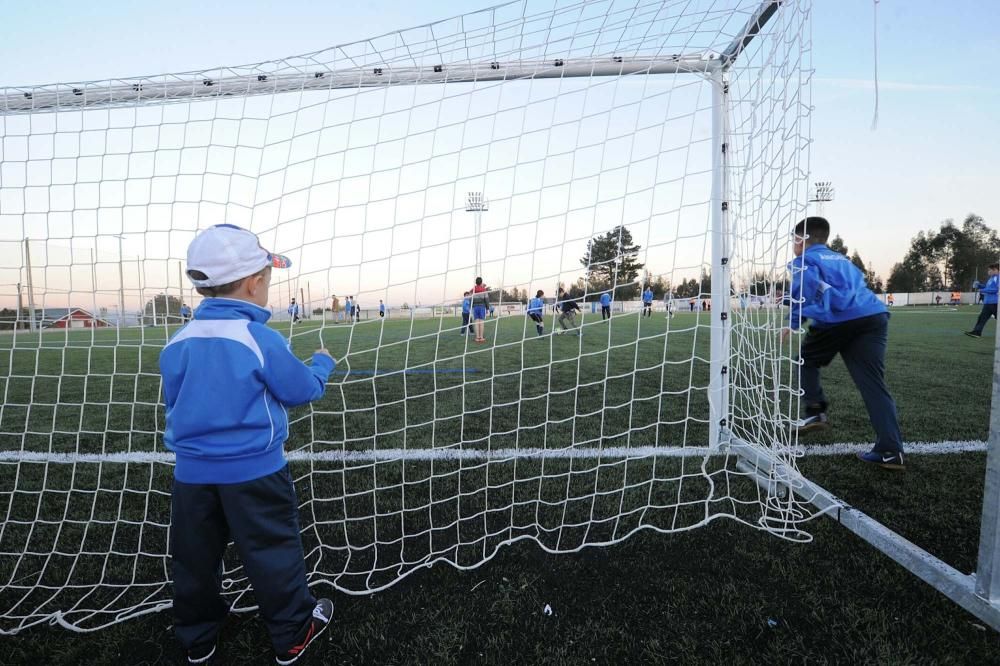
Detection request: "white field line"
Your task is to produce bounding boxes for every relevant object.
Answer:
[0,441,985,464]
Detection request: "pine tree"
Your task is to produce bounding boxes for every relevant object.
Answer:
[580,225,645,298]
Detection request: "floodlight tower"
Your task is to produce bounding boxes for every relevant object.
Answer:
[466,191,488,277]
[112,234,127,328]
[809,180,835,217]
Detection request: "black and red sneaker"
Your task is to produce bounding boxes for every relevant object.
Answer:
[275,598,334,665]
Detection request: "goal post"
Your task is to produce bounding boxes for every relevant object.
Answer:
[709,67,731,451]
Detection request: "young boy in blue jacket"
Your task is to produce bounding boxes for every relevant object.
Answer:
[159,224,336,664]
[783,217,905,470]
[966,263,999,338]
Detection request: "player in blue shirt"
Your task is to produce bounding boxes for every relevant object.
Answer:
[599,291,612,320]
[527,290,546,336]
[343,296,352,324]
[967,263,999,338]
[783,217,904,469]
[379,300,386,318]
[460,291,472,336]
[642,287,654,318]
[287,298,300,323]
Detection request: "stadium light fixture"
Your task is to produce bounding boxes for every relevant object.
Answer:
[466,191,488,276]
[809,180,835,216]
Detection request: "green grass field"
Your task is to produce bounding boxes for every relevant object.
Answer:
[2,305,1000,665]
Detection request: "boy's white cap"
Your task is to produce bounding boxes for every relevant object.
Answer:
[186,224,291,288]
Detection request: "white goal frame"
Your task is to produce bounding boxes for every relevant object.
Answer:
[711,2,1000,634]
[2,0,1000,635]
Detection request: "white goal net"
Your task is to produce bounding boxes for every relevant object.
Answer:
[0,0,813,633]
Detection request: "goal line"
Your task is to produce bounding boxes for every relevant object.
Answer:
[0,440,986,465]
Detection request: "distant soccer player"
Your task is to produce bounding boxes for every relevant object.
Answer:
[966,263,999,338]
[343,295,352,323]
[330,295,340,324]
[460,291,472,336]
[556,287,581,335]
[642,286,653,318]
[379,300,385,318]
[353,302,360,322]
[179,303,192,323]
[664,293,675,320]
[527,290,546,336]
[688,298,696,312]
[599,291,612,320]
[471,278,489,343]
[287,298,300,323]
[782,216,904,470]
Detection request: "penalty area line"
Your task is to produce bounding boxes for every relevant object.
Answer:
[0,440,985,465]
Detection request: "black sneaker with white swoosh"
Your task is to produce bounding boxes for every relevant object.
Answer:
[857,450,905,470]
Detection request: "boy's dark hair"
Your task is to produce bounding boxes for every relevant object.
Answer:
[990,263,1000,271]
[793,216,830,245]
[475,277,483,286]
[187,266,268,298]
[536,289,544,297]
[463,291,469,296]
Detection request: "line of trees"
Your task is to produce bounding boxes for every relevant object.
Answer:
[143,294,184,325]
[885,214,999,293]
[0,308,28,330]
[541,214,997,303]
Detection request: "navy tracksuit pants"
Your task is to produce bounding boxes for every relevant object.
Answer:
[170,465,314,652]
[799,312,903,454]
[972,303,998,335]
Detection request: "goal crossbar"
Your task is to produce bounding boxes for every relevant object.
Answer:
[2,0,784,114]
[1,55,723,114]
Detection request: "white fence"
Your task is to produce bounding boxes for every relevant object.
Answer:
[878,292,979,307]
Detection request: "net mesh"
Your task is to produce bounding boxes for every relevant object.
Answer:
[0,0,814,633]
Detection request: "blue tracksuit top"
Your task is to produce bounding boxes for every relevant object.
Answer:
[642,289,653,304]
[600,293,611,307]
[787,244,886,330]
[159,298,335,484]
[527,297,544,314]
[977,275,999,305]
[462,298,472,314]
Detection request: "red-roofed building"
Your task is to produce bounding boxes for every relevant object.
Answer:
[36,308,111,329]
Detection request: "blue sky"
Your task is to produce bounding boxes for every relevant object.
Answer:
[1,0,998,289]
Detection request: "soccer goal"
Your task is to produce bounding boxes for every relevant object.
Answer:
[2,0,998,636]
